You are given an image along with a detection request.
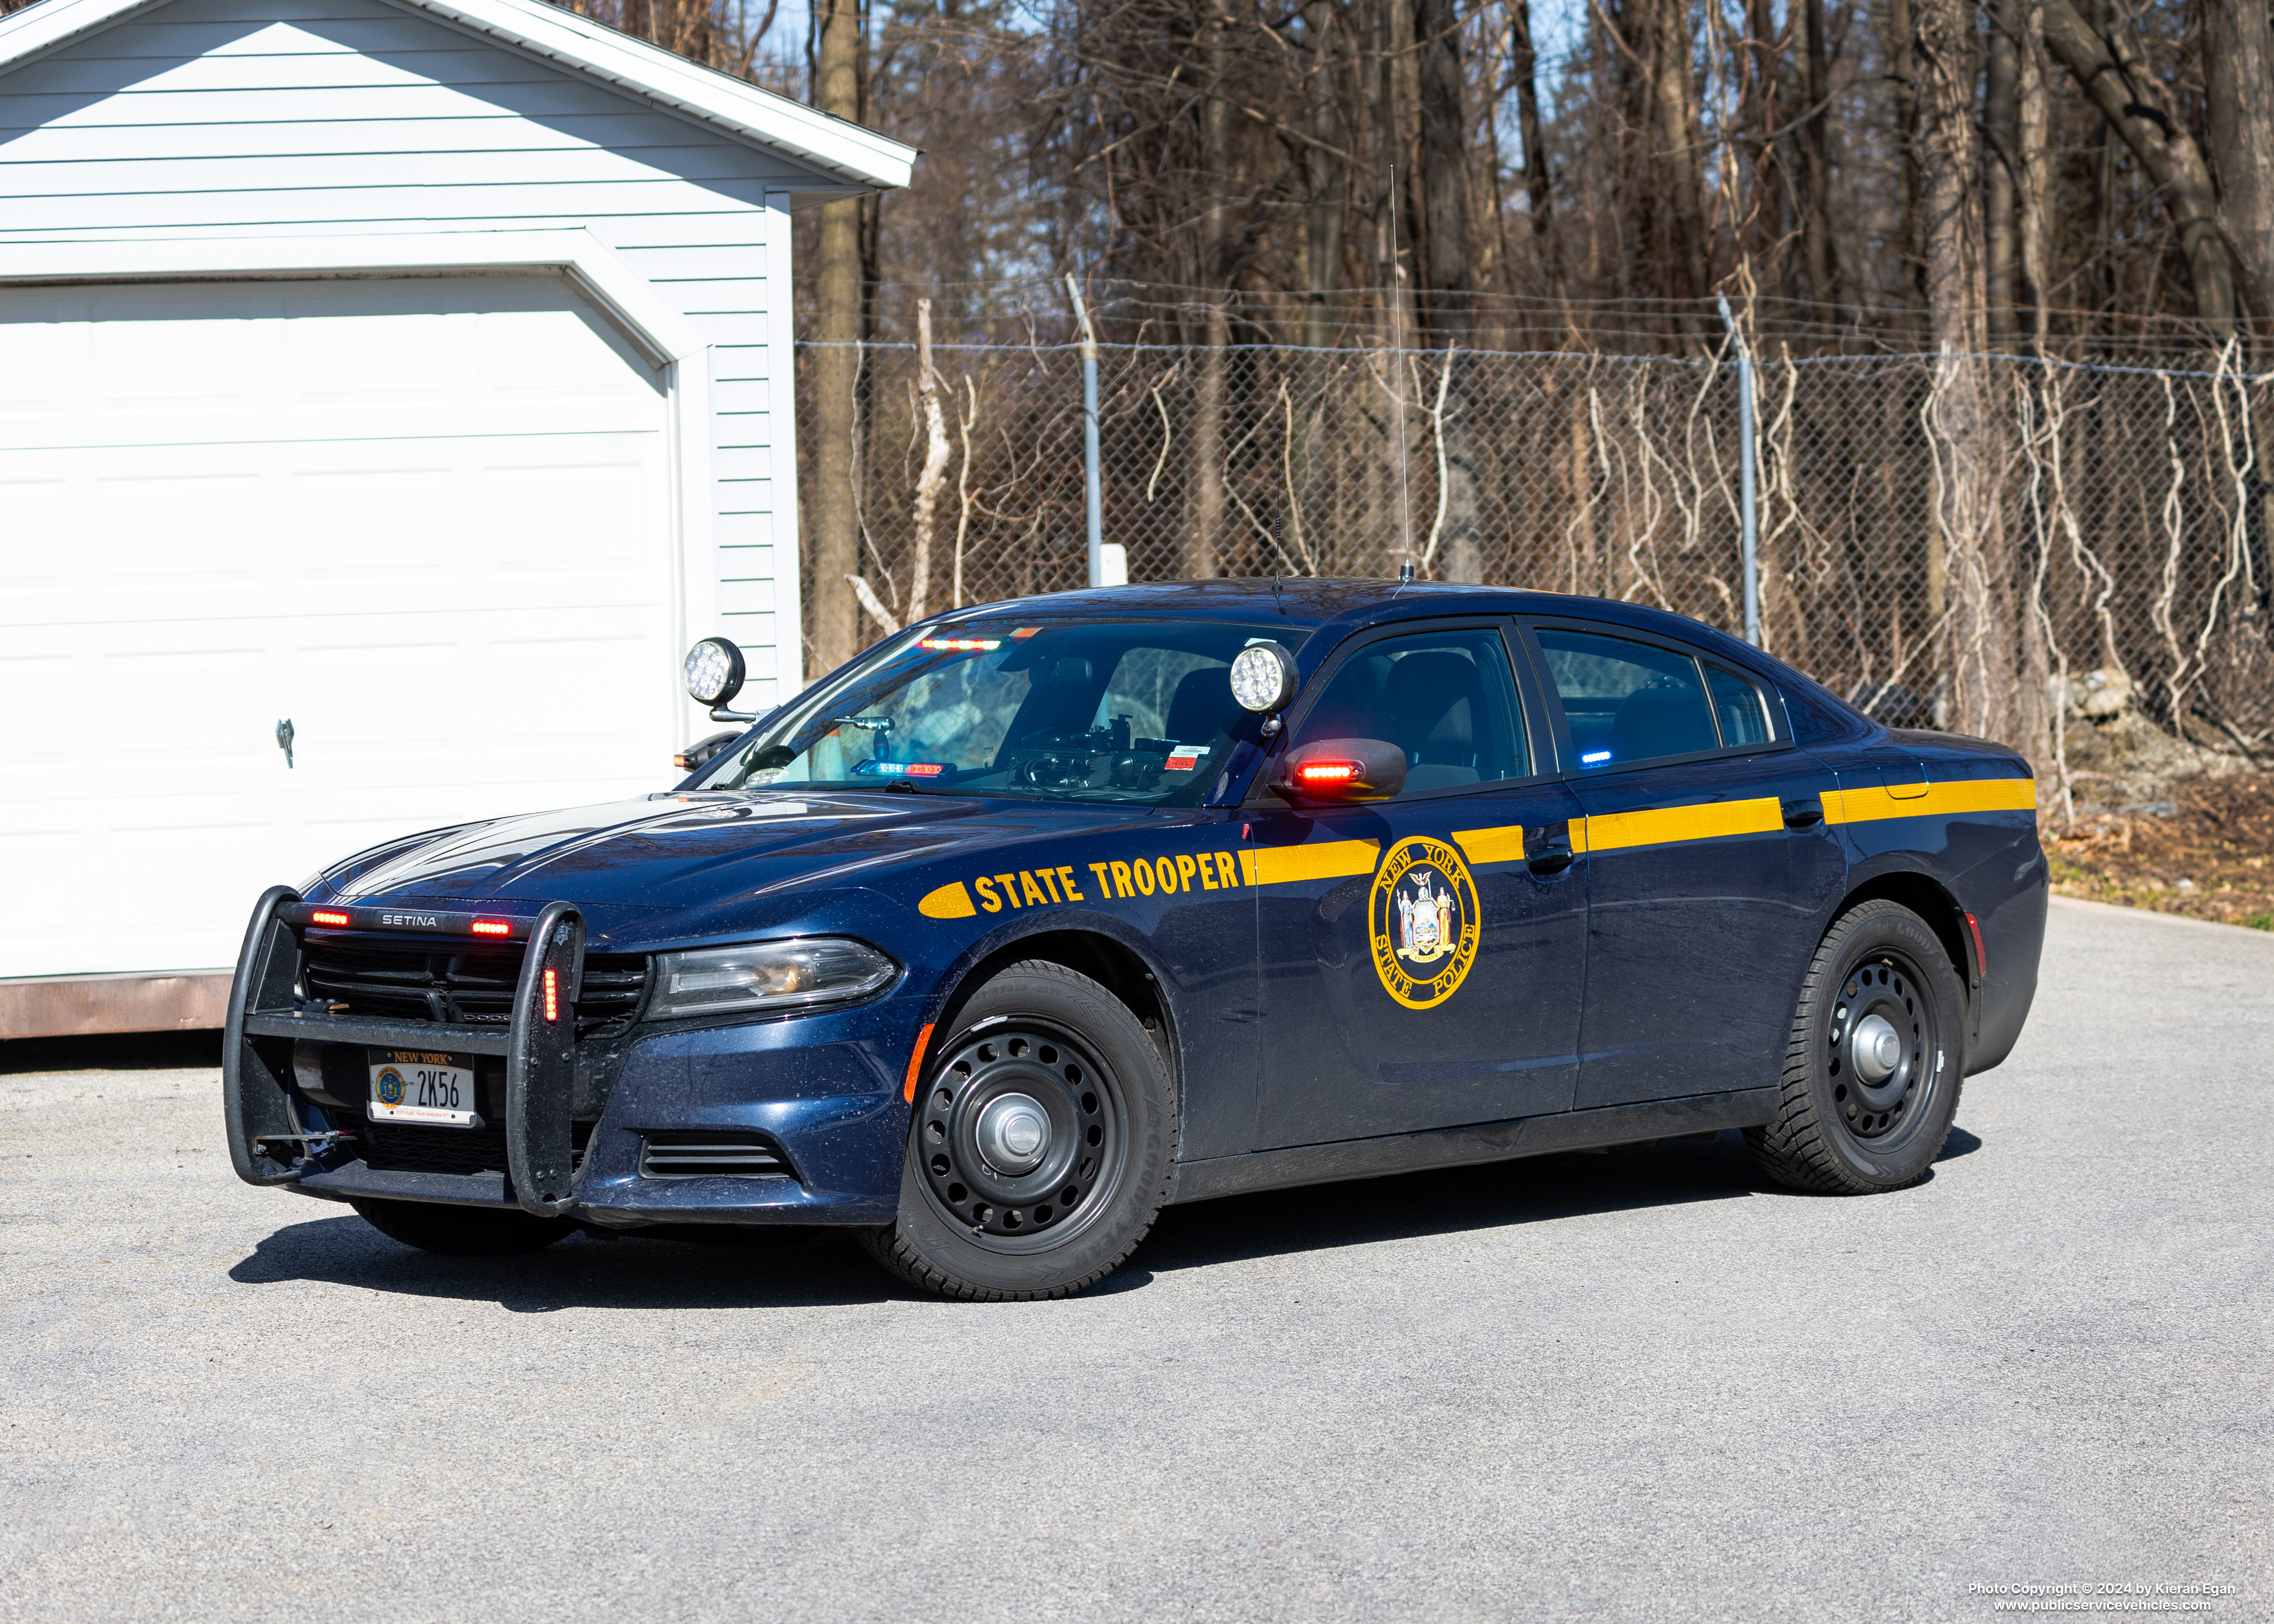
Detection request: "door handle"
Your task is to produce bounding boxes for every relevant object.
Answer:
[1781,796,1823,829]
[275,718,295,770]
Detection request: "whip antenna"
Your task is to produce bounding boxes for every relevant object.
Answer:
[1390,167,1414,584]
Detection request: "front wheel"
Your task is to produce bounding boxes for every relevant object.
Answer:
[1747,899,1965,1194]
[861,961,1176,1301]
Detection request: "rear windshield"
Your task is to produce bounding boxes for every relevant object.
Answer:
[698,619,1309,804]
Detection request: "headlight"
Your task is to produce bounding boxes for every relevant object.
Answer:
[648,937,897,1020]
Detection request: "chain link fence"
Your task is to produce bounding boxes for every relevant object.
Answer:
[798,333,2274,760]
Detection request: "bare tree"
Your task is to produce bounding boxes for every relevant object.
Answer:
[805,0,867,675]
[2040,0,2239,332]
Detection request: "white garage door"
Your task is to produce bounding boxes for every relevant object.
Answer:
[0,275,679,980]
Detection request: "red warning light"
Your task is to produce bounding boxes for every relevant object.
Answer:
[917,637,1001,652]
[905,762,947,777]
[543,967,559,1022]
[471,919,512,938]
[1296,761,1359,784]
[310,909,351,927]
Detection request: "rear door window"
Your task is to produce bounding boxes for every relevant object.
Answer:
[1704,662,1774,747]
[1534,628,1718,771]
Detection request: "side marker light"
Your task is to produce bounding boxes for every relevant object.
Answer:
[1963,911,1987,977]
[903,1021,936,1103]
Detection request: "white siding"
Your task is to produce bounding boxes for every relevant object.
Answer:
[0,0,826,706]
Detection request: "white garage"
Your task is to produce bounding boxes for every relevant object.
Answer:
[0,0,915,1034]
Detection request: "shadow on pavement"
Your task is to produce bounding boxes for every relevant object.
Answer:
[1140,1132,1767,1274]
[230,1211,900,1312]
[226,1124,1987,1307]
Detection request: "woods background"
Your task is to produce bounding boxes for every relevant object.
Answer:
[19,0,2263,771]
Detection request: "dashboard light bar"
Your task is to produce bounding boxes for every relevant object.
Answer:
[471,919,512,938]
[543,966,560,1022]
[1580,750,1613,764]
[918,637,1000,651]
[309,909,351,927]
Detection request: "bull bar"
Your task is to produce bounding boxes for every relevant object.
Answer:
[222,884,590,1219]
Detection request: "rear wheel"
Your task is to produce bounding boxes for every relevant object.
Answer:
[1747,899,1965,1194]
[350,1198,576,1256]
[861,961,1176,1301]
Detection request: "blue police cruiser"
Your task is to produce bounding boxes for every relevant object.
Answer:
[224,581,2046,1300]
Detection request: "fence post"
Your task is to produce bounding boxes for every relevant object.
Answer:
[1718,296,1762,646]
[1067,274,1105,589]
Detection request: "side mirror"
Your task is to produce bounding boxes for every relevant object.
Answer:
[674,730,742,774]
[684,637,754,721]
[1275,738,1407,804]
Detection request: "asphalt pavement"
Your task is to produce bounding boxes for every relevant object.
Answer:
[2,897,2267,1623]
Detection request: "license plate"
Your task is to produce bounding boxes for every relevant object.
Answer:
[368,1050,482,1128]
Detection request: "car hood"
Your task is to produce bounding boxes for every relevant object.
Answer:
[317,791,1160,946]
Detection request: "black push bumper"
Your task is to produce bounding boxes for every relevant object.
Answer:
[222,887,590,1218]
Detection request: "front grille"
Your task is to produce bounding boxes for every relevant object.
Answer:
[639,1131,792,1180]
[303,940,647,1027]
[361,1117,594,1178]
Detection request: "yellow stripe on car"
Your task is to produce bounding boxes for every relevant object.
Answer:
[1239,838,1381,888]
[1824,777,2035,825]
[1578,796,1785,854]
[1451,825,1528,865]
[917,881,977,919]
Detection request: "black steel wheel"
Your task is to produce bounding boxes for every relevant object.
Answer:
[862,961,1175,1300]
[1747,899,1965,1194]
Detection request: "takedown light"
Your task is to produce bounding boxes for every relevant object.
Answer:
[471,919,512,937]
[309,909,350,927]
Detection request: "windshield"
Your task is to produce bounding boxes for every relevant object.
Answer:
[698,619,1310,804]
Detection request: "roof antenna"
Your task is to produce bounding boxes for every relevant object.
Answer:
[1389,164,1415,586]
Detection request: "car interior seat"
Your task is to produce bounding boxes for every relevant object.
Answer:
[1608,682,1718,764]
[1382,651,1487,790]
[1162,665,1239,750]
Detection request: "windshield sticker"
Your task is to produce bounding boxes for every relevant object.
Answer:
[1368,837,1481,1010]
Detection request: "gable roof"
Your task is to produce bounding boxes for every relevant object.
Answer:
[0,0,917,189]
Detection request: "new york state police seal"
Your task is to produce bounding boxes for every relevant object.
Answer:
[1368,836,1481,1009]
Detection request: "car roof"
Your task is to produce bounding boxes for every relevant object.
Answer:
[934,577,1744,651]
[924,577,1873,743]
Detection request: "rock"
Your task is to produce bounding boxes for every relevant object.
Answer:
[2064,666,2135,720]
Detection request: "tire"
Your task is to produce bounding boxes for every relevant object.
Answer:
[350,1198,577,1256]
[1746,899,1966,1195]
[861,961,1176,1301]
